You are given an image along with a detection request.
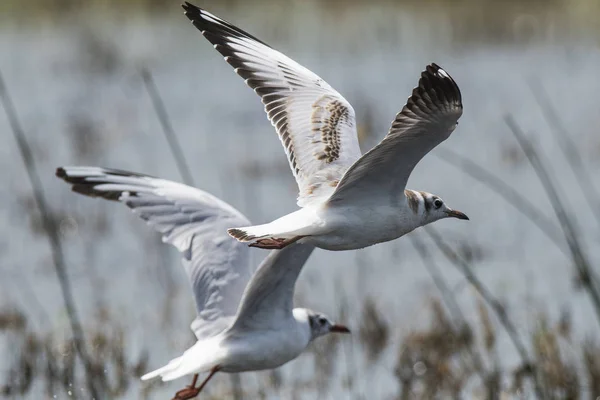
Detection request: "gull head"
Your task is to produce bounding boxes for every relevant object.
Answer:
[297,309,351,341]
[409,191,469,224]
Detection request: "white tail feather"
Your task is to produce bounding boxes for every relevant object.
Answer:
[227,209,321,248]
[140,338,223,382]
[141,356,183,381]
[227,224,283,243]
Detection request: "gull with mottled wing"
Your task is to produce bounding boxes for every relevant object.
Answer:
[56,166,350,400]
[183,3,468,252]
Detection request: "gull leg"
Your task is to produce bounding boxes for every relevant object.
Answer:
[172,374,198,400]
[196,366,220,393]
[250,238,286,249]
[171,367,220,400]
[249,236,305,250]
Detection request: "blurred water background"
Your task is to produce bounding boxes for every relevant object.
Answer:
[1,0,600,398]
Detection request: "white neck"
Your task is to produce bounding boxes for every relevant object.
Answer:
[292,308,313,341]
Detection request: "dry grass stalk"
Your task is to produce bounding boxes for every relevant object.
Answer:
[1,307,150,399]
[476,297,496,352]
[424,226,544,398]
[359,296,390,363]
[531,318,579,399]
[504,115,600,327]
[0,308,27,332]
[528,80,600,228]
[141,67,195,187]
[582,339,600,398]
[394,300,474,399]
[0,69,103,398]
[410,234,490,384]
[309,323,342,393]
[434,148,564,251]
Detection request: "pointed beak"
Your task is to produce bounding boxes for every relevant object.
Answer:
[446,209,469,220]
[329,324,351,334]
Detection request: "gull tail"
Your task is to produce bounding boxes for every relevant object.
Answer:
[227,210,318,250]
[227,226,304,250]
[141,340,219,382]
[141,356,184,381]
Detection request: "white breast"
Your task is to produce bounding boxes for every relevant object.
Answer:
[220,321,311,373]
[310,200,421,250]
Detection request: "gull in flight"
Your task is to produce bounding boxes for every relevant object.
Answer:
[183,3,469,251]
[56,167,350,400]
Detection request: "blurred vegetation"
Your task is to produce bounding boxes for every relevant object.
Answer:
[3,301,599,398]
[0,307,151,399]
[2,0,600,398]
[1,0,599,44]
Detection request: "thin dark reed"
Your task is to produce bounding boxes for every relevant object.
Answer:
[434,148,565,252]
[229,373,243,399]
[334,282,361,400]
[423,226,544,399]
[141,67,245,399]
[528,80,600,227]
[436,145,600,293]
[504,115,600,326]
[409,234,489,382]
[0,70,103,399]
[141,67,195,186]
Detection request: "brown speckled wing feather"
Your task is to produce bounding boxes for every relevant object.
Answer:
[183,3,362,206]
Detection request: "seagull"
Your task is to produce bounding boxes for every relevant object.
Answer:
[182,3,469,252]
[56,166,350,400]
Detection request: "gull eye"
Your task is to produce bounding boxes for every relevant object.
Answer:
[318,317,327,325]
[433,199,443,209]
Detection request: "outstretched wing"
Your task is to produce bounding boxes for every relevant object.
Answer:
[230,243,315,332]
[327,63,463,206]
[56,166,253,340]
[183,2,362,207]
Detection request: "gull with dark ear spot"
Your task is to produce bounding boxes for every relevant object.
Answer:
[55,166,350,400]
[182,3,468,252]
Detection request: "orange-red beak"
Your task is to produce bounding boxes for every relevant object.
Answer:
[330,324,351,334]
[446,209,469,220]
